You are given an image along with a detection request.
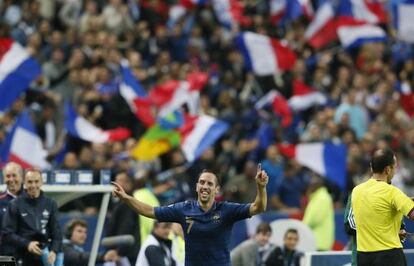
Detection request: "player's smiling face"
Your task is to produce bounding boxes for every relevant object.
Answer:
[196,173,219,204]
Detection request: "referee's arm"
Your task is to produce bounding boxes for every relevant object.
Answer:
[111,182,156,219]
[250,164,269,216]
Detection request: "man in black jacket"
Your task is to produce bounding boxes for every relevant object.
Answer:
[106,171,140,265]
[265,228,303,266]
[62,219,120,266]
[1,169,63,266]
[0,162,24,256]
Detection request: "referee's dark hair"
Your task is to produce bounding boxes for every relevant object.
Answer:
[370,148,395,174]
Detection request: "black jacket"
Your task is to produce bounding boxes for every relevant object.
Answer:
[265,246,303,266]
[1,190,62,255]
[0,190,21,256]
[62,239,106,266]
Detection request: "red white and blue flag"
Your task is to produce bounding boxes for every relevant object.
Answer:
[393,0,414,43]
[64,103,131,143]
[270,0,313,24]
[0,38,41,112]
[279,142,347,190]
[337,24,386,48]
[119,62,155,127]
[180,115,229,162]
[212,0,251,29]
[337,0,387,24]
[0,110,50,169]
[236,32,296,76]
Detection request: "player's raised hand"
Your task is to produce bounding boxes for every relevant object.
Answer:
[255,163,268,188]
[111,181,127,200]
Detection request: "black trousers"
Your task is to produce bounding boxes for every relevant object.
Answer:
[357,248,406,266]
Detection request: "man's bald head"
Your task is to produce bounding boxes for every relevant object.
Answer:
[370,148,396,174]
[2,162,23,195]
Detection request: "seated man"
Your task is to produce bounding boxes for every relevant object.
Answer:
[62,219,120,266]
[136,221,177,266]
[265,228,303,266]
[231,222,275,266]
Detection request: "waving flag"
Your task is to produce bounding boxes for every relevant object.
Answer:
[131,111,183,161]
[212,0,251,29]
[180,115,229,162]
[396,81,414,117]
[278,142,347,190]
[236,32,296,76]
[65,103,131,143]
[132,112,228,162]
[0,110,50,169]
[305,2,337,49]
[270,0,313,24]
[149,72,208,117]
[255,90,292,127]
[0,38,41,112]
[119,62,155,127]
[288,80,327,111]
[394,0,414,43]
[337,24,386,48]
[338,0,387,24]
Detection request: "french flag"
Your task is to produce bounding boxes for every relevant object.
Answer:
[288,80,327,111]
[236,32,296,76]
[393,0,414,43]
[212,0,251,29]
[0,110,50,169]
[337,24,386,48]
[278,142,348,190]
[180,115,229,162]
[305,2,337,49]
[119,62,155,127]
[270,0,313,25]
[149,72,208,117]
[255,90,293,127]
[0,38,41,112]
[338,0,387,24]
[180,0,205,9]
[64,103,131,143]
[396,81,414,117]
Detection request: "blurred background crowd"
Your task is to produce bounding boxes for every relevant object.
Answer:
[0,0,413,222]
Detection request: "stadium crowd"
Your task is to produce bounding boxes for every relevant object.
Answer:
[0,0,414,256]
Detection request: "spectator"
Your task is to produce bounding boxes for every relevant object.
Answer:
[62,219,120,266]
[0,162,24,256]
[231,222,275,266]
[265,228,303,266]
[136,221,177,266]
[303,174,334,251]
[107,172,140,265]
[2,169,63,266]
[271,160,307,213]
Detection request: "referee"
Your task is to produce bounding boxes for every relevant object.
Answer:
[352,148,414,266]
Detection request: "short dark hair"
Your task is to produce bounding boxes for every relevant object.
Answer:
[284,228,298,238]
[65,219,88,239]
[256,222,272,234]
[199,170,221,186]
[370,148,395,174]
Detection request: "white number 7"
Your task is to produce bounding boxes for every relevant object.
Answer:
[186,219,194,234]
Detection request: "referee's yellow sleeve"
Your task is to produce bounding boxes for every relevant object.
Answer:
[391,187,414,216]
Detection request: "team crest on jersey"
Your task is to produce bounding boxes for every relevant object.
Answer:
[212,212,221,223]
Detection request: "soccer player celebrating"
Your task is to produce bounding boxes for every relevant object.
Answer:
[112,164,269,266]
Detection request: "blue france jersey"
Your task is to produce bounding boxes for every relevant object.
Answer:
[155,200,251,266]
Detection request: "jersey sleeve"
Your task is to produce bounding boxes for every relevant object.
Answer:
[391,187,414,216]
[223,202,251,223]
[154,202,184,223]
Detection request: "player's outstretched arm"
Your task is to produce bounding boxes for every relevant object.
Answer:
[111,182,156,219]
[249,164,268,216]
